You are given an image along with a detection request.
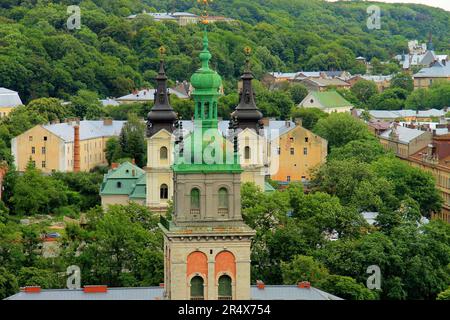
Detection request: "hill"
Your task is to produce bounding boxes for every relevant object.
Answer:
[0,0,449,102]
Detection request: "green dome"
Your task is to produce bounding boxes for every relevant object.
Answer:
[190,28,222,94]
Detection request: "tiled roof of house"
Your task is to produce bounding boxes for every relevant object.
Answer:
[0,87,23,107]
[42,120,125,142]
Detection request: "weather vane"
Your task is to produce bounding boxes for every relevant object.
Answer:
[197,0,213,25]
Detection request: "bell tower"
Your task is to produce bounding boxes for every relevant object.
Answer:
[146,47,178,213]
[231,48,266,189]
[159,9,255,300]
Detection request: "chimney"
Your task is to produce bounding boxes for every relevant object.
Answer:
[159,283,165,288]
[131,158,136,165]
[103,118,113,126]
[22,286,41,293]
[261,118,270,127]
[73,125,81,172]
[83,285,108,293]
[298,281,311,289]
[256,280,265,290]
[295,118,303,127]
[111,163,119,169]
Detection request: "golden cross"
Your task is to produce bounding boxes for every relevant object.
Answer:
[159,46,166,58]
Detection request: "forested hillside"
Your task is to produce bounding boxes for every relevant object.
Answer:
[0,0,449,103]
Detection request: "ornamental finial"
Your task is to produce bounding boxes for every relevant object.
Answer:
[197,0,213,24]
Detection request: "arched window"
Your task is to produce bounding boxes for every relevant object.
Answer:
[218,275,232,300]
[244,146,251,160]
[160,184,168,199]
[160,147,168,160]
[218,188,229,215]
[190,276,204,300]
[116,182,122,189]
[190,188,200,214]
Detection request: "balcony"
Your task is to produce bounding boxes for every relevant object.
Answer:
[190,209,200,215]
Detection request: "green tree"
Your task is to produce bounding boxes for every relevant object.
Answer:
[437,287,450,300]
[118,113,146,167]
[329,139,388,163]
[17,267,62,289]
[281,255,329,286]
[405,88,431,110]
[290,107,328,130]
[318,275,378,300]
[351,80,378,105]
[390,72,414,93]
[0,267,19,300]
[27,98,72,122]
[313,113,373,149]
[288,84,308,105]
[70,90,103,120]
[105,137,123,165]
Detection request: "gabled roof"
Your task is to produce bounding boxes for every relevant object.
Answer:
[302,91,353,109]
[0,87,23,108]
[42,121,125,142]
[414,60,450,78]
[380,125,428,144]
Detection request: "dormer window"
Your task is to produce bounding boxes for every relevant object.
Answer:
[117,182,122,189]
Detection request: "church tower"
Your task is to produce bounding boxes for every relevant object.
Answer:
[146,50,178,213]
[159,21,255,300]
[231,49,266,189]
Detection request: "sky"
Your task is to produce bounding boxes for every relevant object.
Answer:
[326,0,450,11]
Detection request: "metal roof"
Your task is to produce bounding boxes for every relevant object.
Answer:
[117,88,189,101]
[6,285,342,300]
[251,285,342,300]
[380,126,428,144]
[43,120,125,142]
[414,61,450,78]
[0,87,23,107]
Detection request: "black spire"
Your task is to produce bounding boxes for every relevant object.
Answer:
[231,47,263,133]
[147,49,178,137]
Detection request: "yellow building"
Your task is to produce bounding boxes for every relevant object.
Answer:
[405,134,450,222]
[0,87,23,118]
[379,124,432,159]
[12,119,125,173]
[413,60,450,89]
[270,120,328,183]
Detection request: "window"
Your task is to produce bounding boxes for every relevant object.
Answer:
[160,184,169,200]
[310,99,314,104]
[160,146,168,160]
[117,182,122,189]
[42,161,46,168]
[43,136,47,141]
[277,147,281,155]
[190,276,204,300]
[218,188,229,215]
[305,137,309,143]
[244,146,251,160]
[190,188,200,214]
[29,136,33,142]
[218,275,232,300]
[42,147,46,154]
[287,176,291,182]
[304,147,308,155]
[289,137,294,142]
[290,148,295,155]
[31,147,35,154]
